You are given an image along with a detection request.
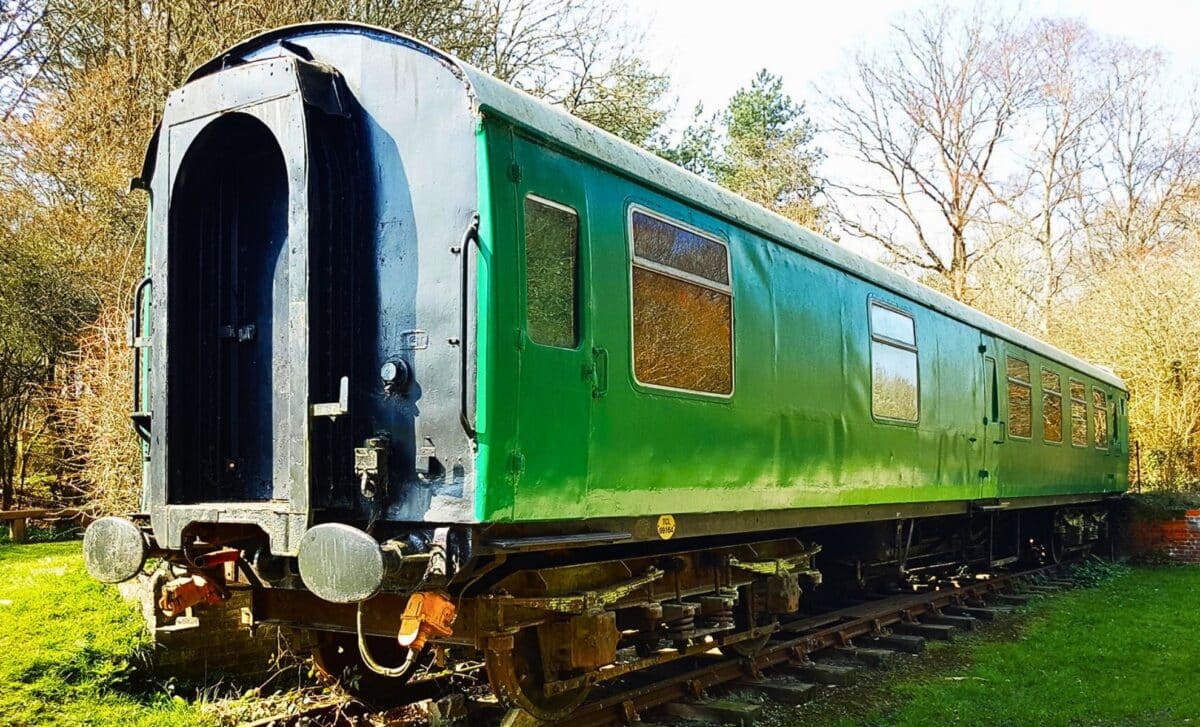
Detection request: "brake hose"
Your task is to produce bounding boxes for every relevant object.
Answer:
[356,600,418,678]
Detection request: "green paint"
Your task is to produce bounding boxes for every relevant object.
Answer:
[473,116,1128,523]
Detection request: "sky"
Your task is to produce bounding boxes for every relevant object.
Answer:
[637,0,1200,132]
[631,0,1200,258]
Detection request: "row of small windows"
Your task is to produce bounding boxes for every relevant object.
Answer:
[523,196,1116,434]
[1006,356,1111,449]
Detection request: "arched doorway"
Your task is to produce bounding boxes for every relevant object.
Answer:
[167,113,289,503]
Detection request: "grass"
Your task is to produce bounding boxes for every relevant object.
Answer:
[0,540,207,727]
[770,561,1200,726]
[3,539,1198,725]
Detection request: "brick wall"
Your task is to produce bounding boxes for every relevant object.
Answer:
[119,576,312,683]
[1125,508,1200,563]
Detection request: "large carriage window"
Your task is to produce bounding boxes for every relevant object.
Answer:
[1041,369,1062,443]
[1006,357,1031,439]
[869,302,918,422]
[1093,388,1109,449]
[524,195,579,348]
[630,209,733,395]
[1070,380,1088,446]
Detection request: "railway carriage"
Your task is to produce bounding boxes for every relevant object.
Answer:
[82,23,1127,719]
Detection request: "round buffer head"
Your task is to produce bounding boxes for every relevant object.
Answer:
[297,523,387,603]
[82,516,149,583]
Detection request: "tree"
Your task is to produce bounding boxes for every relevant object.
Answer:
[1082,44,1200,260]
[717,69,823,229]
[983,19,1111,334]
[824,6,1033,301]
[1051,239,1200,487]
[471,0,669,145]
[657,71,825,229]
[654,103,718,175]
[0,192,92,509]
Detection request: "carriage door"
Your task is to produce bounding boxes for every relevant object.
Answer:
[511,135,593,517]
[979,333,1004,494]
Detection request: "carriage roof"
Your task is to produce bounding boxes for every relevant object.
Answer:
[172,21,1124,391]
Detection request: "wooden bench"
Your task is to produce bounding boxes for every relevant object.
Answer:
[0,509,88,542]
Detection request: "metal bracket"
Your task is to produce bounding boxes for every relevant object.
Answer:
[312,376,349,420]
[219,324,257,342]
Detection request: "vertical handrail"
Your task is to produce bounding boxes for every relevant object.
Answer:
[130,276,153,443]
[459,215,481,440]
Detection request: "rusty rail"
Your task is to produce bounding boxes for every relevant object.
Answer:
[555,563,1062,727]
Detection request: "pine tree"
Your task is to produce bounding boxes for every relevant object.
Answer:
[657,71,825,231]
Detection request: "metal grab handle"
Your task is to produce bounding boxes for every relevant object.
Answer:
[458,215,481,439]
[591,346,609,398]
[129,276,153,443]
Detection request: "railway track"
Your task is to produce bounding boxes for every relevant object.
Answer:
[251,561,1080,726]
[558,563,1066,726]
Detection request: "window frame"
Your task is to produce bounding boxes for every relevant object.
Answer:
[521,193,582,350]
[1005,355,1033,440]
[1040,367,1063,445]
[867,298,920,425]
[1069,378,1088,448]
[1093,386,1110,450]
[626,203,735,399]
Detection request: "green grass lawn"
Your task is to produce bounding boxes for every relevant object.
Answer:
[808,563,1200,726]
[3,539,1198,726]
[0,540,206,727]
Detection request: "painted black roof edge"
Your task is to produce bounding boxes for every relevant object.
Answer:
[136,22,470,188]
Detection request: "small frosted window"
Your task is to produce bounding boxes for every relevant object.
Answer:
[524,196,579,348]
[630,209,732,395]
[1007,357,1031,439]
[1093,388,1109,449]
[631,211,729,285]
[1070,380,1088,446]
[870,304,916,346]
[1042,369,1062,443]
[869,302,918,422]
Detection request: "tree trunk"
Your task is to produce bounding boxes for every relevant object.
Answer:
[949,232,969,301]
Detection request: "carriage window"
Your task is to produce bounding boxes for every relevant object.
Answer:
[1006,357,1031,438]
[1041,369,1062,443]
[1070,380,1088,446]
[869,303,918,422]
[1093,388,1109,449]
[630,209,733,395]
[524,195,579,348]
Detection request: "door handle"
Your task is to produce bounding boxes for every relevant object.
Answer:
[591,347,609,399]
[993,420,1006,444]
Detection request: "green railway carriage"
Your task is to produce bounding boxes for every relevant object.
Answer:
[477,124,1127,529]
[83,23,1127,718]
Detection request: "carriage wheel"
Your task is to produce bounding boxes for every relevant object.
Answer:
[486,630,591,720]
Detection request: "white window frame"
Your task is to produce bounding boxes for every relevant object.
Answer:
[1069,378,1088,448]
[626,204,735,398]
[1040,367,1064,445]
[1092,386,1110,450]
[868,298,920,424]
[1005,355,1033,440]
[522,193,582,349]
